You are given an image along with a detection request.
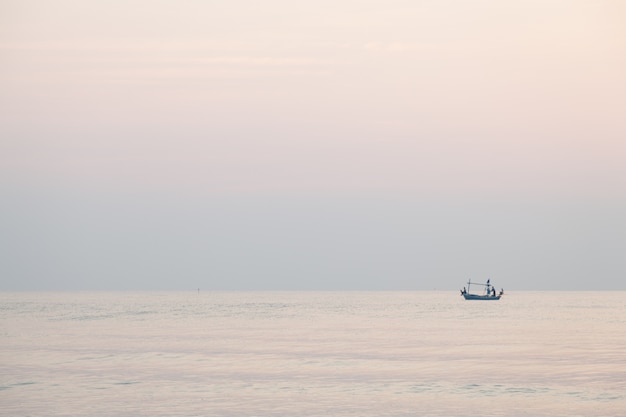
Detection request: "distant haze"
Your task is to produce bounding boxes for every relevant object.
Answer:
[1,0,625,290]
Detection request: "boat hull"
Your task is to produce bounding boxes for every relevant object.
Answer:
[463,294,501,300]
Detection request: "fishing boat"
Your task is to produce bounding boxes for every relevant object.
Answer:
[460,279,503,300]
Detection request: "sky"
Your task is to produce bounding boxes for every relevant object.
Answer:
[1,0,625,290]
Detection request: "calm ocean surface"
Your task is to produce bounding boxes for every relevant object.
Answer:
[1,291,625,416]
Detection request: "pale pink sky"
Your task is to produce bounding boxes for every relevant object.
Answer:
[2,0,625,197]
[1,1,625,289]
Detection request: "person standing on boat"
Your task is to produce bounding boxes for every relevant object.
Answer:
[492,286,496,297]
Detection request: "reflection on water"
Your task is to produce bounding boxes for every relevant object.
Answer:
[1,291,625,416]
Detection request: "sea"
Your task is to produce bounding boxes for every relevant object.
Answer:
[1,291,625,417]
